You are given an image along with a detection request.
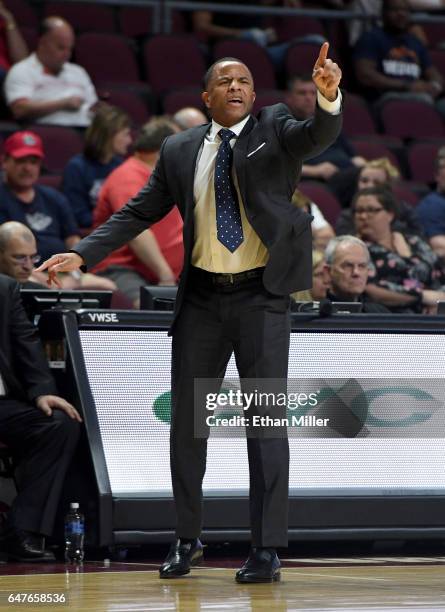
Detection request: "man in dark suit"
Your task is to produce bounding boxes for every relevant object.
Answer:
[37,43,342,582]
[0,273,81,562]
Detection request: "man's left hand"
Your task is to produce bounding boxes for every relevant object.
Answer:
[312,42,342,102]
[36,395,83,422]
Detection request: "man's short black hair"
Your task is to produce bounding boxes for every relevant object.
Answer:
[203,57,250,89]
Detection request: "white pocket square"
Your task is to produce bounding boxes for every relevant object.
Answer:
[247,142,266,157]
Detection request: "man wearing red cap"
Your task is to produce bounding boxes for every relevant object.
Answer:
[0,131,81,261]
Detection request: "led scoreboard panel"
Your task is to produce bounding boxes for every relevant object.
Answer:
[78,324,445,499]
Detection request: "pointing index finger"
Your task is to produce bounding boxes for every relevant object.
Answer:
[314,41,329,68]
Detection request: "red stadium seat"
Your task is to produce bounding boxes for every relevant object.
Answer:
[379,99,445,139]
[213,40,276,90]
[253,90,285,115]
[271,15,325,43]
[119,6,153,38]
[349,136,401,171]
[30,126,84,175]
[5,0,37,28]
[408,140,445,183]
[343,94,377,137]
[162,88,204,115]
[20,27,38,53]
[75,33,142,87]
[286,42,338,78]
[104,89,151,126]
[44,2,116,33]
[143,35,206,94]
[299,181,342,226]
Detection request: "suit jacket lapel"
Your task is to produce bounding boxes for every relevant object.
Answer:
[233,116,256,209]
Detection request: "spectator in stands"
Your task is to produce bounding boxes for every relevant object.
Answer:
[292,250,328,302]
[0,221,117,292]
[285,75,365,181]
[0,2,28,81]
[416,153,445,259]
[323,235,390,311]
[0,131,81,262]
[353,186,445,312]
[173,107,207,130]
[291,188,335,251]
[62,105,132,230]
[335,157,422,237]
[4,16,98,126]
[0,272,81,562]
[353,0,445,111]
[93,118,183,307]
[191,1,317,67]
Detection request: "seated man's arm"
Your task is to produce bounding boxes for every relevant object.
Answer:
[129,229,176,285]
[10,96,84,121]
[354,58,411,92]
[192,10,242,38]
[365,283,419,307]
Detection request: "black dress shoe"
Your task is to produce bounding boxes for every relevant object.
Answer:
[159,538,203,578]
[235,548,281,583]
[4,531,56,563]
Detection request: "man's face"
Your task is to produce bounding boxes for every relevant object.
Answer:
[436,159,445,193]
[383,0,410,33]
[286,80,317,119]
[0,235,39,283]
[202,61,256,127]
[327,243,370,300]
[3,155,41,190]
[39,25,74,73]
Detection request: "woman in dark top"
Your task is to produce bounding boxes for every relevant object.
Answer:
[354,185,445,313]
[62,104,132,230]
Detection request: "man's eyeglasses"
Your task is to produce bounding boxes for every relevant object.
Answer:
[353,207,384,216]
[11,254,41,265]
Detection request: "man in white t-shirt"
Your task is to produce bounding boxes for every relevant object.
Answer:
[4,16,98,127]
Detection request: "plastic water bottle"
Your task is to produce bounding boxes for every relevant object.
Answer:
[64,502,85,563]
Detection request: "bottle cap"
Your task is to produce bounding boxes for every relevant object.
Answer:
[70,502,79,509]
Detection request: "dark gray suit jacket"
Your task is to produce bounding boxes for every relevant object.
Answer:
[74,103,342,331]
[0,274,56,402]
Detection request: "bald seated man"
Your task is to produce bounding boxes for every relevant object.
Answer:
[0,221,116,291]
[4,16,98,126]
[172,107,207,130]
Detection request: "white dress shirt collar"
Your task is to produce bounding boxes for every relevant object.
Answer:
[207,114,252,142]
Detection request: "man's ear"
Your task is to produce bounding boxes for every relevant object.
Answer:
[202,91,210,109]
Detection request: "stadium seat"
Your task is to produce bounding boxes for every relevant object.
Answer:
[103,89,151,126]
[44,2,116,33]
[119,6,153,38]
[342,94,377,137]
[349,136,401,171]
[299,181,342,226]
[379,99,445,139]
[286,42,339,79]
[143,35,206,94]
[20,26,38,52]
[408,140,445,183]
[162,88,204,115]
[253,90,285,115]
[5,0,37,28]
[271,15,325,43]
[75,33,141,87]
[213,40,277,90]
[30,126,84,175]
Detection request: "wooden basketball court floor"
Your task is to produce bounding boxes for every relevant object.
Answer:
[0,550,444,611]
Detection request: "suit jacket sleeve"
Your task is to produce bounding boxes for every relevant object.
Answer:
[74,139,176,270]
[8,280,57,402]
[273,102,343,162]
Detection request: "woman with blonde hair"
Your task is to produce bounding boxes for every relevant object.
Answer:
[62,104,132,230]
[336,157,422,237]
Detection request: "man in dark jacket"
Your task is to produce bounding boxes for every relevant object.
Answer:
[0,273,81,561]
